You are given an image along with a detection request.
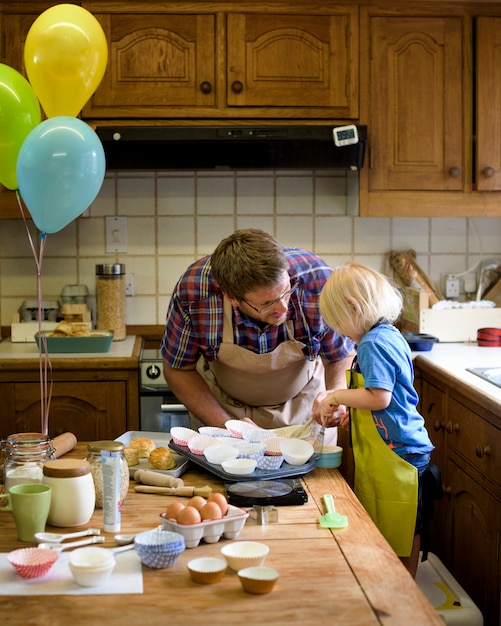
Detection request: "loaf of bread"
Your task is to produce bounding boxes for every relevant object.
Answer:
[129,437,156,459]
[149,446,176,470]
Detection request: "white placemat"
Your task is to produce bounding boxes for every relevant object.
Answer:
[0,550,143,595]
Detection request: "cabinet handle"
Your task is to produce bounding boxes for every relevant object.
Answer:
[445,421,459,433]
[433,419,443,431]
[475,444,491,458]
[449,166,461,178]
[231,80,244,94]
[445,486,452,495]
[200,81,212,95]
[483,167,495,178]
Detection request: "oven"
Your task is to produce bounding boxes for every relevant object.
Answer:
[139,348,190,432]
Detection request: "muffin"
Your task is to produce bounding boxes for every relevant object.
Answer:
[123,447,139,466]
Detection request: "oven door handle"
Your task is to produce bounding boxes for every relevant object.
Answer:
[161,404,188,412]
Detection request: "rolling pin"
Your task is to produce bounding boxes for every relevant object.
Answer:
[134,469,184,489]
[134,485,212,498]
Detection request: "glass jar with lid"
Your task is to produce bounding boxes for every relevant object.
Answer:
[95,263,126,341]
[85,440,129,508]
[2,433,55,492]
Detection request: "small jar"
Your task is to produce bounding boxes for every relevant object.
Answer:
[3,433,55,492]
[85,441,129,508]
[95,263,126,341]
[42,459,95,527]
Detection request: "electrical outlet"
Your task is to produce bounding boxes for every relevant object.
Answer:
[445,275,460,298]
[125,273,134,296]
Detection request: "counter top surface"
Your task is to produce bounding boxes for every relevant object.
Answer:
[0,443,441,626]
[0,336,138,360]
[412,342,501,403]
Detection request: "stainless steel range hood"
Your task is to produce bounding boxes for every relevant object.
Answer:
[96,125,367,171]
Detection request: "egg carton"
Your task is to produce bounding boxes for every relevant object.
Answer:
[159,504,249,548]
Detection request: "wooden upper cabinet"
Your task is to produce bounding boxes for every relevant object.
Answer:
[369,17,464,192]
[82,5,358,119]
[476,18,501,191]
[226,13,357,117]
[83,12,217,117]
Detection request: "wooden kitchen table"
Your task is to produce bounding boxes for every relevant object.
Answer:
[0,444,442,626]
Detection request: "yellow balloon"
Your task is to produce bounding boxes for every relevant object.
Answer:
[24,4,108,118]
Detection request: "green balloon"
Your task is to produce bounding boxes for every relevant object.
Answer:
[0,63,41,190]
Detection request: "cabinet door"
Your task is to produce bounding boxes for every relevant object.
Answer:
[446,456,501,626]
[83,10,216,118]
[477,18,501,191]
[369,17,463,191]
[8,381,127,440]
[227,12,357,117]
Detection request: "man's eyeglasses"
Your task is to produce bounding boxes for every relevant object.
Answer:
[240,280,298,315]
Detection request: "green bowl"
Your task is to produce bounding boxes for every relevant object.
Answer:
[315,446,343,469]
[35,331,114,353]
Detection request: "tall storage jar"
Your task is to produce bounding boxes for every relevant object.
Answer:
[95,263,126,341]
[42,459,95,527]
[2,433,55,491]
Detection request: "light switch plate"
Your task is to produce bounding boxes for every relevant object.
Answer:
[106,216,128,253]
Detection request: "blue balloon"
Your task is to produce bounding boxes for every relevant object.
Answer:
[16,117,105,233]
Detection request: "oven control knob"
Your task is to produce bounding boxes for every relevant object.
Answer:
[145,364,162,380]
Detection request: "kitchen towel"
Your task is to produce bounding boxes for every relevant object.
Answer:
[0,550,143,595]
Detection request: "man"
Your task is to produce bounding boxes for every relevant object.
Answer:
[161,229,355,439]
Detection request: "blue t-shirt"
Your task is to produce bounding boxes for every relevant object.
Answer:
[356,324,434,456]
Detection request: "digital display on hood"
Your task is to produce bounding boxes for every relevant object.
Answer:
[96,125,367,171]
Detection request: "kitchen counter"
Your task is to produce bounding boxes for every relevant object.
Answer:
[0,335,140,361]
[0,444,441,626]
[412,342,501,415]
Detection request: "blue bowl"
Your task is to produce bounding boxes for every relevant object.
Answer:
[315,446,343,469]
[402,332,439,352]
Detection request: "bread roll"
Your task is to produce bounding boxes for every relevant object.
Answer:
[149,446,176,470]
[123,447,139,466]
[130,437,156,459]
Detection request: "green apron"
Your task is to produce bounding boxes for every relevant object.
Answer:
[348,369,418,557]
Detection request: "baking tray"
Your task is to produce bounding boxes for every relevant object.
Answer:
[35,331,113,353]
[115,431,189,479]
[168,440,315,482]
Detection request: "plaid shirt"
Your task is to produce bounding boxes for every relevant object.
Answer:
[161,247,354,368]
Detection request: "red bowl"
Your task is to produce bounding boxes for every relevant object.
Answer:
[477,327,501,347]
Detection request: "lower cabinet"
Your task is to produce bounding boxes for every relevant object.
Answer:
[415,363,501,626]
[0,353,140,441]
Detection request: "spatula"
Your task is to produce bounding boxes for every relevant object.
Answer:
[318,494,348,529]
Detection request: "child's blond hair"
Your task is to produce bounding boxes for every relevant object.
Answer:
[319,261,403,338]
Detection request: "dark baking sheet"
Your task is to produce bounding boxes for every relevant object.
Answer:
[168,440,316,482]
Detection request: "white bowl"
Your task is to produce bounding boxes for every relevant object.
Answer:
[204,444,239,465]
[279,438,314,465]
[221,458,257,475]
[221,541,269,571]
[69,547,116,587]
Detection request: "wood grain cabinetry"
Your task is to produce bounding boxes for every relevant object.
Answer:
[414,362,501,626]
[361,8,501,217]
[82,3,358,120]
[0,338,141,441]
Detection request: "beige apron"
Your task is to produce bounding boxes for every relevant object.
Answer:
[349,369,418,557]
[194,298,326,432]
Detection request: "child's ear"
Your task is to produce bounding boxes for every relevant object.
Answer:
[347,297,362,316]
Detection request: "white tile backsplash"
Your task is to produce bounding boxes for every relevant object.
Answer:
[1,169,501,327]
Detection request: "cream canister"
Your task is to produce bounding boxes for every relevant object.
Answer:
[42,459,95,527]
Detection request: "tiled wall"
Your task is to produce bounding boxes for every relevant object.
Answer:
[1,168,501,327]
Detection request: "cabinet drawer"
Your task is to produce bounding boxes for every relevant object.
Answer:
[447,397,500,485]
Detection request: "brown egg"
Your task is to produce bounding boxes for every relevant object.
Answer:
[200,501,223,521]
[187,495,207,511]
[208,492,229,516]
[165,501,186,521]
[177,505,202,525]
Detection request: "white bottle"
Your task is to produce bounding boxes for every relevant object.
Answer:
[42,459,95,527]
